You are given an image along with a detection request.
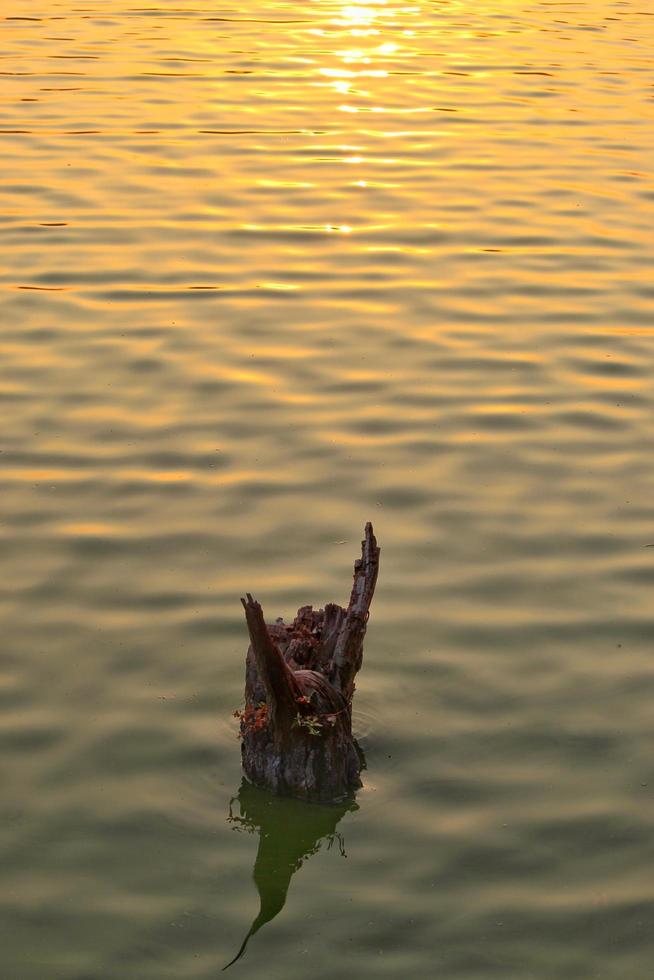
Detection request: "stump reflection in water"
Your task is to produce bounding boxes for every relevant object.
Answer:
[224,779,359,969]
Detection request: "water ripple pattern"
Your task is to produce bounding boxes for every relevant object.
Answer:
[1,1,654,978]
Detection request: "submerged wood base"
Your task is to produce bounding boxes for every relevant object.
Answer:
[238,523,379,802]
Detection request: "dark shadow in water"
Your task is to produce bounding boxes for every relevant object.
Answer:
[223,778,360,969]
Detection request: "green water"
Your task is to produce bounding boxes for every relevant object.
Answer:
[2,1,654,976]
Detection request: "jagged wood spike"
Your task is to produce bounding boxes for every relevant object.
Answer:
[330,522,380,700]
[241,593,299,733]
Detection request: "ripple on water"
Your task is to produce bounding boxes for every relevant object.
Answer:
[2,1,654,978]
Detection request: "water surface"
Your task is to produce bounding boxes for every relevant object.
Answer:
[2,1,654,977]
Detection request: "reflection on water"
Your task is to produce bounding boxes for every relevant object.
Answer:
[2,0,654,978]
[224,780,358,969]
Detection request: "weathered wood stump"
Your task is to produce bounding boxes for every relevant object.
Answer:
[238,522,379,802]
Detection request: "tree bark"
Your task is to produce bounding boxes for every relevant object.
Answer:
[238,523,379,802]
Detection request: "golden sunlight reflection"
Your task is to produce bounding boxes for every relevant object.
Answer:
[311,0,414,200]
[337,2,387,29]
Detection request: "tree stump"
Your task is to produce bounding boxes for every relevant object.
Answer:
[238,522,379,802]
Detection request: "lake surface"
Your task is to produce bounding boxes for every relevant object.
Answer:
[2,1,654,977]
